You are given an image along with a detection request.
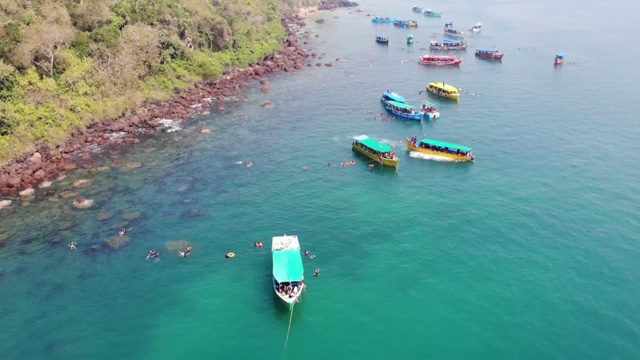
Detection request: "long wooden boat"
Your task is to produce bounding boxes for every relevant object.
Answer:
[376,34,389,44]
[381,90,406,105]
[372,16,396,23]
[383,100,425,120]
[420,100,440,119]
[407,137,475,161]
[554,52,564,65]
[418,54,462,66]
[426,82,460,100]
[352,135,399,167]
[423,9,442,18]
[475,49,503,60]
[272,234,305,310]
[429,39,468,50]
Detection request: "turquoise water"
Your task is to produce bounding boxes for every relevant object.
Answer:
[2,0,640,358]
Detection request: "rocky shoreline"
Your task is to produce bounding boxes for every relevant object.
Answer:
[0,3,357,200]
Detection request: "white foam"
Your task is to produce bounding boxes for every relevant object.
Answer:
[157,119,182,132]
[409,151,459,162]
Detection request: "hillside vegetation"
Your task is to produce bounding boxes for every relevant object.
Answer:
[0,0,317,164]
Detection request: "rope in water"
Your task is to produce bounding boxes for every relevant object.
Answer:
[282,303,295,359]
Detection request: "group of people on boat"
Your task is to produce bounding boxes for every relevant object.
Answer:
[387,103,418,115]
[421,104,437,113]
[429,85,456,96]
[276,280,304,298]
[353,140,396,160]
[409,137,474,159]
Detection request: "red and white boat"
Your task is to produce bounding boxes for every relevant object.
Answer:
[418,55,462,66]
[475,49,504,60]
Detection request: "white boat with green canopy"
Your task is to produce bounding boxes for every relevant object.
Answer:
[272,235,305,310]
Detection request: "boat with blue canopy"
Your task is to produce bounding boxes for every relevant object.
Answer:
[352,135,399,167]
[471,23,482,33]
[423,9,442,18]
[383,100,425,120]
[372,16,396,23]
[375,34,389,44]
[444,22,464,38]
[272,234,305,310]
[381,90,406,105]
[554,52,564,65]
[429,39,468,50]
[406,136,474,161]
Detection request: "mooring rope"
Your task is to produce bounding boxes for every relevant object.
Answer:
[282,303,295,359]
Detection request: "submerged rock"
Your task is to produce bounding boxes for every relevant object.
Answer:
[72,198,94,209]
[122,211,140,220]
[105,235,130,249]
[61,190,79,198]
[97,212,114,221]
[165,239,190,251]
[123,162,142,170]
[73,179,92,188]
[111,221,129,230]
[0,233,8,245]
[19,188,35,197]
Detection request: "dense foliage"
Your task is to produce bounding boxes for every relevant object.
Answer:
[0,0,316,163]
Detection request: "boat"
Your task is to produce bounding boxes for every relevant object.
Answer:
[394,20,418,28]
[407,34,414,45]
[406,136,475,161]
[420,100,440,119]
[272,234,305,310]
[372,16,396,23]
[554,52,564,65]
[471,23,482,33]
[426,82,460,100]
[475,49,503,60]
[444,27,465,38]
[381,90,406,105]
[423,9,442,18]
[412,5,423,12]
[383,100,425,121]
[376,34,389,44]
[429,39,468,50]
[352,135,399,167]
[418,54,462,66]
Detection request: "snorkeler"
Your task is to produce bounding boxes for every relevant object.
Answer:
[178,245,192,257]
[146,249,159,260]
[68,242,77,250]
[119,227,127,237]
[314,268,320,277]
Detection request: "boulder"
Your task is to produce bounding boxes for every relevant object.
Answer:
[19,188,35,197]
[200,128,212,134]
[33,169,46,180]
[72,198,94,209]
[0,199,12,210]
[122,211,140,220]
[97,212,114,221]
[73,179,92,188]
[38,181,52,188]
[28,152,42,164]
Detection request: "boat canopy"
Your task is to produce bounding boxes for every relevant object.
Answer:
[429,82,459,93]
[353,135,395,153]
[272,250,304,282]
[408,34,414,38]
[477,49,499,53]
[418,138,471,152]
[443,39,463,43]
[555,52,565,58]
[445,21,453,26]
[387,100,415,110]
[384,92,406,103]
[422,100,437,108]
[474,23,482,27]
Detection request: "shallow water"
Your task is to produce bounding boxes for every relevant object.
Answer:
[2,0,640,358]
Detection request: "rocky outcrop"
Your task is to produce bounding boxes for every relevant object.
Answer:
[318,0,358,11]
[0,13,318,196]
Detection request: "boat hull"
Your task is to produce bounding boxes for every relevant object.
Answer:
[418,58,462,66]
[475,52,503,60]
[426,87,460,100]
[424,111,440,119]
[376,39,389,44]
[429,44,468,51]
[444,31,465,38]
[406,139,473,161]
[381,100,424,120]
[352,144,399,167]
[273,278,302,310]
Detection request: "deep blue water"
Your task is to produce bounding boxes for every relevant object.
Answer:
[1,0,640,358]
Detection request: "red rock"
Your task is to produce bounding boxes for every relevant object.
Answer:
[147,119,160,128]
[6,176,21,187]
[28,152,42,164]
[33,169,46,180]
[123,138,140,144]
[80,153,92,161]
[59,163,77,171]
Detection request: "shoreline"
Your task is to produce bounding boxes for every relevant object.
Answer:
[0,11,315,199]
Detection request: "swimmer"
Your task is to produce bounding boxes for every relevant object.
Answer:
[253,242,264,249]
[178,245,192,257]
[314,268,320,277]
[146,249,159,260]
[328,162,332,167]
[68,242,77,250]
[369,164,375,168]
[350,160,356,165]
[119,227,127,237]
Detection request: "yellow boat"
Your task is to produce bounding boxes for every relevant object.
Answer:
[352,135,399,168]
[406,136,474,162]
[426,82,460,100]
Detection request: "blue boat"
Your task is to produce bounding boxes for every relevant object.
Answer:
[372,16,396,23]
[381,92,424,120]
[381,91,407,105]
[376,34,389,44]
[423,9,442,18]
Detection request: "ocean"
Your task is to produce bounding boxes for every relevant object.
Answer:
[1,0,639,358]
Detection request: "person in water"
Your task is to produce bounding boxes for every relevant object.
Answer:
[119,227,127,237]
[146,249,159,260]
[178,245,192,257]
[68,242,77,250]
[314,268,320,277]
